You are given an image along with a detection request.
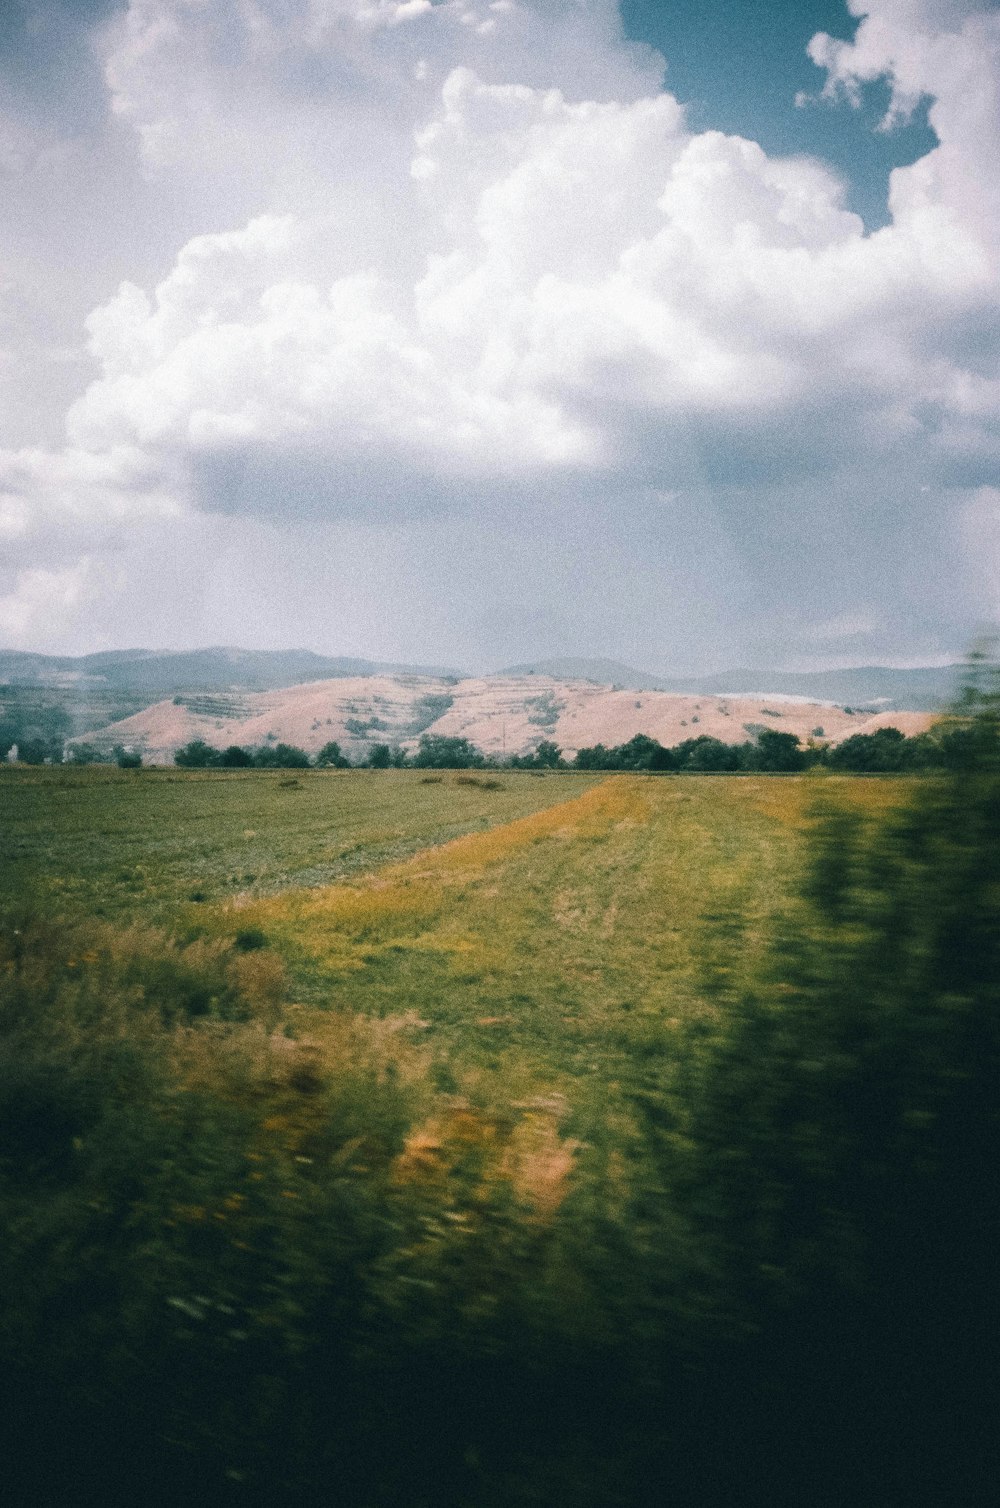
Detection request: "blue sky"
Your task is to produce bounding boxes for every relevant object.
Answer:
[622,0,938,228]
[0,1,998,672]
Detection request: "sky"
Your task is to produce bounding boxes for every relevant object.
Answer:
[0,0,998,673]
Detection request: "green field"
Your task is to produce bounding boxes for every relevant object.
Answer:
[0,765,604,922]
[0,765,830,1100]
[1,761,994,1505]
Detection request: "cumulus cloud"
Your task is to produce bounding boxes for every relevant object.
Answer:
[1,0,999,663]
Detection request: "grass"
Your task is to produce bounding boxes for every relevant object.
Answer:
[0,765,603,924]
[0,765,901,1110]
[226,775,811,1090]
[4,764,943,1505]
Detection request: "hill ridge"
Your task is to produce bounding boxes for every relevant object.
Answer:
[66,672,936,765]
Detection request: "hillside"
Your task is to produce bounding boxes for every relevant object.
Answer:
[70,673,935,764]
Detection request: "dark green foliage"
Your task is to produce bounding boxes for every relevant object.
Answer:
[509,738,566,769]
[114,746,142,769]
[532,737,563,767]
[569,723,970,774]
[252,743,310,769]
[345,715,388,736]
[410,691,455,734]
[367,741,408,768]
[675,734,744,771]
[572,741,616,770]
[574,734,677,771]
[676,678,1000,1500]
[746,727,808,771]
[65,741,110,765]
[218,743,253,767]
[0,690,71,763]
[827,724,908,771]
[314,740,351,768]
[12,735,61,764]
[412,734,484,769]
[174,739,220,768]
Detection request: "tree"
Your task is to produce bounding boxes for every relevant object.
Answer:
[532,739,564,769]
[828,726,907,772]
[412,735,484,770]
[367,743,408,768]
[676,735,742,772]
[174,740,219,768]
[114,746,142,769]
[218,745,253,768]
[615,733,669,770]
[573,743,615,770]
[572,735,675,771]
[314,741,351,769]
[749,728,808,772]
[253,743,310,769]
[16,737,59,765]
[65,743,108,766]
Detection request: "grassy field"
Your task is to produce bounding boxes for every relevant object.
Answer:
[221,774,820,1092]
[0,764,838,1077]
[8,762,987,1506]
[0,765,902,1177]
[0,765,603,923]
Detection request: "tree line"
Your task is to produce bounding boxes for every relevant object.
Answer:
[158,722,971,774]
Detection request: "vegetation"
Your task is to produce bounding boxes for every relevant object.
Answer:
[0,683,148,763]
[411,732,486,769]
[2,671,998,1502]
[30,717,975,775]
[571,722,975,773]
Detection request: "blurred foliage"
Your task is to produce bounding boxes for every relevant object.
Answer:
[674,661,1000,1501]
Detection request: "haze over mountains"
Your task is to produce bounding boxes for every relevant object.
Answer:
[0,648,461,695]
[0,646,961,763]
[0,647,963,711]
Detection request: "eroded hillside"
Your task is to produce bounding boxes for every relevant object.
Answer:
[70,674,934,764]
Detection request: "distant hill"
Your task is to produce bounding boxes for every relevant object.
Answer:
[500,660,964,711]
[0,647,462,696]
[687,665,963,711]
[499,657,672,689]
[67,672,936,766]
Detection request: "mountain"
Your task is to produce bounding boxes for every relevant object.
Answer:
[688,665,963,710]
[499,657,673,689]
[0,647,462,695]
[500,659,965,711]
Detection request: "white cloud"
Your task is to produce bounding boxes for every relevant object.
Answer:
[66,14,1000,504]
[0,0,998,662]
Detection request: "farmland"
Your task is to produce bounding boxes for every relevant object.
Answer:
[0,766,838,1099]
[0,765,603,924]
[1,762,995,1505]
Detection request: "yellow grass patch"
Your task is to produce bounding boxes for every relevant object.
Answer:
[239,778,647,969]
